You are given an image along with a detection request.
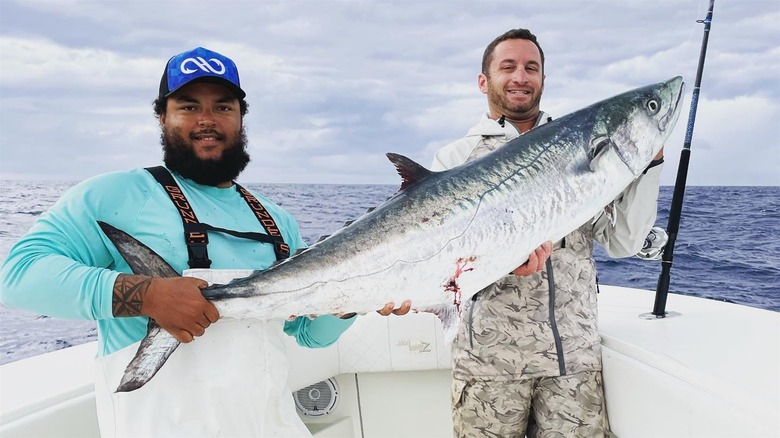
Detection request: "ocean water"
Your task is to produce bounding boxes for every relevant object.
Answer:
[0,181,778,365]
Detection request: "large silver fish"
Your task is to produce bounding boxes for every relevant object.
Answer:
[102,76,684,392]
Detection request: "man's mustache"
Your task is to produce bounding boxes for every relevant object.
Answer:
[190,129,226,141]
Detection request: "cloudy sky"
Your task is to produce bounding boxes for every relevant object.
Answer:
[1,0,778,186]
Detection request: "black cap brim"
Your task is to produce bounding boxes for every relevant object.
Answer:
[158,74,246,100]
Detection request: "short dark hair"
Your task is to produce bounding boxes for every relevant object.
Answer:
[481,28,545,76]
[153,96,249,118]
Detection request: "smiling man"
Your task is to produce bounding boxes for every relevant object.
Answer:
[430,29,665,437]
[0,46,410,437]
[160,82,247,183]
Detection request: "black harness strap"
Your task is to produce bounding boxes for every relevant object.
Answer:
[145,166,289,268]
[234,184,290,259]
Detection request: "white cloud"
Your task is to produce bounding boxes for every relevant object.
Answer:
[0,37,158,91]
[1,0,778,185]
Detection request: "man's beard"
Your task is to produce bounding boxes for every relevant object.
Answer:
[161,127,251,187]
[486,80,542,117]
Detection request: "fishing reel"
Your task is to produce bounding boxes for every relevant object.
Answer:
[636,226,668,261]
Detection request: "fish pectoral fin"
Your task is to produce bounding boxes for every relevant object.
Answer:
[421,303,461,345]
[587,136,613,172]
[116,320,181,393]
[386,153,434,190]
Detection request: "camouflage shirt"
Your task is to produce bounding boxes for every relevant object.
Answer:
[431,112,662,381]
[451,224,601,380]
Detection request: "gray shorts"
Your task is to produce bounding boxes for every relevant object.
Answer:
[452,371,610,438]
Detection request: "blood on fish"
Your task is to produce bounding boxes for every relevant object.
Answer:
[444,256,476,311]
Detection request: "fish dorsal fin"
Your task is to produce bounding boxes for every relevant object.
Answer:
[386,153,433,190]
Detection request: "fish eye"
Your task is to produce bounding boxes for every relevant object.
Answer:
[647,99,660,114]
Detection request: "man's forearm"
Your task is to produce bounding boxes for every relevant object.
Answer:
[113,274,151,317]
[593,165,663,257]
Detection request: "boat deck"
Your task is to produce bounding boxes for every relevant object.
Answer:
[1,286,778,437]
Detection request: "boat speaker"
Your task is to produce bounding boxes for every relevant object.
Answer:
[293,378,339,417]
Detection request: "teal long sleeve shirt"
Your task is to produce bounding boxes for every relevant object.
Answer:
[0,168,354,356]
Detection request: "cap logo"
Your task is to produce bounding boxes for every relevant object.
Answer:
[162,48,245,98]
[180,57,226,75]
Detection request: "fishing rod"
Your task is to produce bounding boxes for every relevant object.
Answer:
[652,0,715,317]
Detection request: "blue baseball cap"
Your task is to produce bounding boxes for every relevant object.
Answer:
[158,47,246,99]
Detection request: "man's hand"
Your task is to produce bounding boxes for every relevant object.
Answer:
[113,274,219,343]
[143,277,219,342]
[337,299,413,319]
[511,242,553,276]
[376,300,412,316]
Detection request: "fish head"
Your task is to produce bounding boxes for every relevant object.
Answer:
[590,76,684,176]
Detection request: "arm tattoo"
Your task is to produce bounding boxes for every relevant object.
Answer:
[113,274,151,317]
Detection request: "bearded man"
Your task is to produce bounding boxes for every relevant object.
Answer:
[0,47,409,437]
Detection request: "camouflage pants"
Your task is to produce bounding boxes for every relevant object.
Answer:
[452,371,610,438]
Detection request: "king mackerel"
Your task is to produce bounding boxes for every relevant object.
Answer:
[104,76,684,392]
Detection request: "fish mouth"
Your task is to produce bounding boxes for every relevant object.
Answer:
[660,77,685,133]
[675,79,684,107]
